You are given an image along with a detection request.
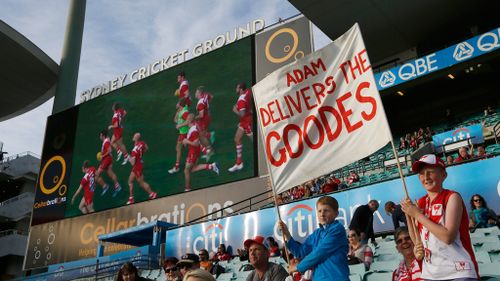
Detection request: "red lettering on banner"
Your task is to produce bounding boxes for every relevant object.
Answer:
[283,124,303,159]
[260,108,271,127]
[325,76,336,94]
[319,106,342,141]
[275,100,290,120]
[286,58,327,87]
[336,92,363,133]
[300,87,317,110]
[284,93,303,116]
[339,49,371,84]
[264,80,378,167]
[266,131,286,166]
[303,115,325,149]
[355,81,377,121]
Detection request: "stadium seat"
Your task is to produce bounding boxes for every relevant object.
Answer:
[349,263,366,276]
[479,262,500,276]
[475,250,492,264]
[216,272,234,280]
[368,260,399,273]
[479,242,500,253]
[234,270,251,280]
[140,269,152,278]
[363,271,393,281]
[374,253,399,262]
[473,236,500,245]
[349,273,363,281]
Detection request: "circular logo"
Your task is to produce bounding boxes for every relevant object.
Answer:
[265,27,299,64]
[39,156,66,195]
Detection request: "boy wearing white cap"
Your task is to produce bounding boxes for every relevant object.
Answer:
[401,154,479,280]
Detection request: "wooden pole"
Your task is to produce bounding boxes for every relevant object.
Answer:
[388,140,424,260]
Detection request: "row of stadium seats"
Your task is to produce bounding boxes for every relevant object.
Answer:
[134,227,498,280]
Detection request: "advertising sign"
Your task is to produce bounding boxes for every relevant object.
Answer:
[31,36,257,226]
[252,24,391,194]
[24,176,272,269]
[375,27,500,90]
[255,16,313,82]
[432,124,484,153]
[165,156,500,257]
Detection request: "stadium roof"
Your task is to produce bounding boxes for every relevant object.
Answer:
[287,0,500,66]
[0,20,58,122]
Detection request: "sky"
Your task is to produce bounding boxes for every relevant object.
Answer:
[0,0,331,157]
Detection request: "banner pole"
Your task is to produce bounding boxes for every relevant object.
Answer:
[265,173,292,268]
[388,139,424,259]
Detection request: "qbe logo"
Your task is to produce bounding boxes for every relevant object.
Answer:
[378,71,396,88]
[453,42,474,61]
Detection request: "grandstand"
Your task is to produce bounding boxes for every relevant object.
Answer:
[4,1,498,280]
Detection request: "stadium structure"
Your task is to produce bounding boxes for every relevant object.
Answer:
[1,1,499,280]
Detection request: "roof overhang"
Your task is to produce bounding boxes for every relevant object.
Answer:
[288,0,500,66]
[0,20,58,122]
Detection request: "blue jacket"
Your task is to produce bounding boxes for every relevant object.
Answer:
[286,220,349,280]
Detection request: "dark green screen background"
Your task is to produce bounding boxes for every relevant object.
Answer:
[65,37,255,218]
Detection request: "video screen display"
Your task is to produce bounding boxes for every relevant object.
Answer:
[32,36,256,223]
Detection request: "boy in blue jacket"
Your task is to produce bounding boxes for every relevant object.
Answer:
[279,196,349,280]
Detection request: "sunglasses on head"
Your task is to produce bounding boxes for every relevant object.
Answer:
[396,236,411,245]
[164,266,177,273]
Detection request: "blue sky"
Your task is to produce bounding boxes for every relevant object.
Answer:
[0,0,330,157]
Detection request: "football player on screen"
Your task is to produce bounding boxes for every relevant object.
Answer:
[108,102,130,165]
[194,86,215,161]
[71,160,97,214]
[182,113,220,192]
[228,82,253,172]
[168,99,190,174]
[97,130,122,197]
[125,133,157,205]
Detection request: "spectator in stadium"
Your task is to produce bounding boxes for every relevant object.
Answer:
[279,196,349,280]
[347,171,360,185]
[237,248,249,261]
[385,201,407,229]
[454,146,473,163]
[350,200,379,245]
[347,228,373,270]
[424,127,434,142]
[244,235,288,281]
[164,257,182,281]
[290,186,304,200]
[266,237,281,257]
[198,249,213,272]
[182,269,216,281]
[446,155,454,165]
[399,137,409,151]
[116,262,153,281]
[392,227,423,281]
[321,176,339,193]
[401,154,479,280]
[286,254,312,281]
[469,194,498,229]
[177,254,200,278]
[474,145,490,159]
[484,105,495,116]
[213,244,231,262]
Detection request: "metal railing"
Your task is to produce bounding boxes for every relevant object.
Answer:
[0,192,34,207]
[0,151,40,164]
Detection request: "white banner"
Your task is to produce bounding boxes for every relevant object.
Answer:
[252,23,392,194]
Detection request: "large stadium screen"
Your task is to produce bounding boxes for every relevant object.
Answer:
[32,36,256,225]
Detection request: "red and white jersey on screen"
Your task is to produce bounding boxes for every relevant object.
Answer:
[112,108,126,128]
[417,189,478,280]
[132,141,146,165]
[101,138,111,156]
[81,167,97,193]
[237,89,253,121]
[197,93,211,118]
[179,80,189,99]
[187,126,200,152]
